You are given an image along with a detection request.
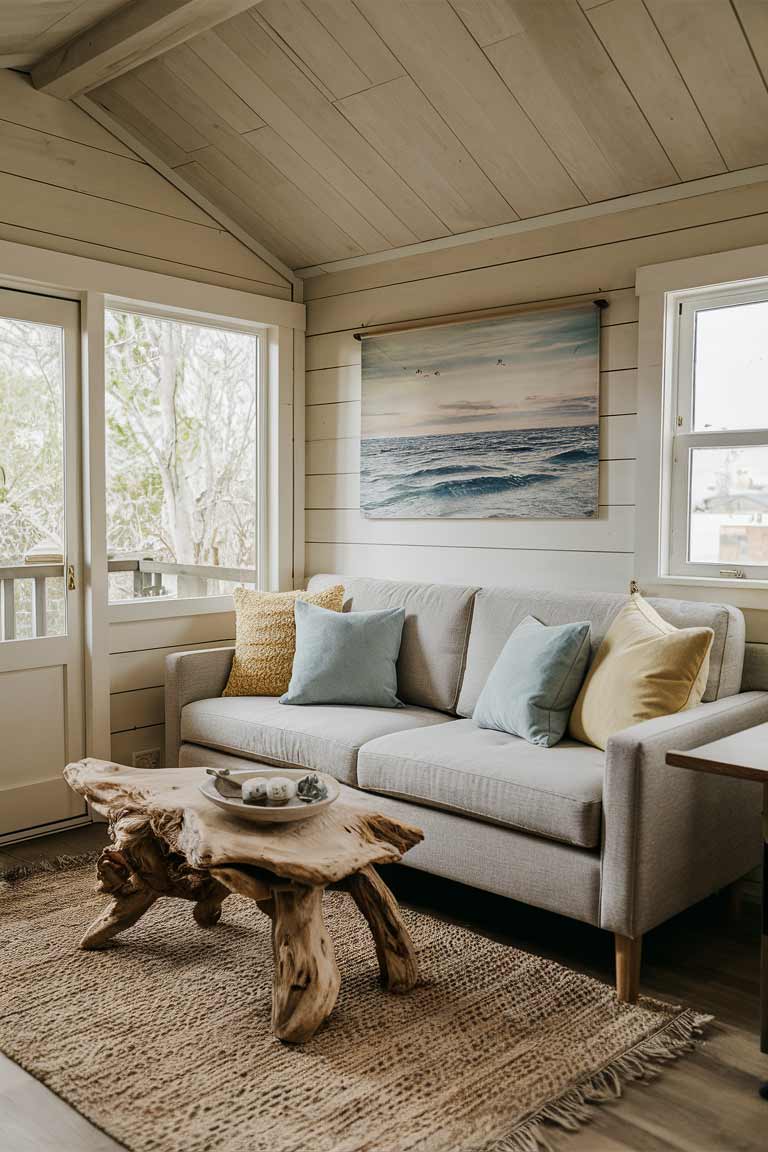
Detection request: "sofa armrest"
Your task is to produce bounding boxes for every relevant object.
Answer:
[600,690,768,938]
[164,647,234,768]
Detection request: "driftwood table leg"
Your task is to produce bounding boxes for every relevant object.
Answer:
[80,888,158,950]
[270,884,341,1043]
[192,879,229,928]
[348,865,418,993]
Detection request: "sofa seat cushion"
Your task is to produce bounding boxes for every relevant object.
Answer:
[180,696,451,785]
[357,719,604,848]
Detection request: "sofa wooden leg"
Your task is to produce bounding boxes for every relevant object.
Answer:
[615,933,642,1002]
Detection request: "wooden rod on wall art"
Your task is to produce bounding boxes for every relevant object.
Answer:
[352,296,608,340]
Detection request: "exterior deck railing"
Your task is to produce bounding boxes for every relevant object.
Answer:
[0,558,257,640]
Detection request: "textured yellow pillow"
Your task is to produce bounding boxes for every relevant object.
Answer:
[568,594,714,750]
[223,584,344,697]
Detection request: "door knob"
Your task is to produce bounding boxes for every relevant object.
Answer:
[67,564,76,591]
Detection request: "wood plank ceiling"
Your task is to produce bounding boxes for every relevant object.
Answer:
[9,1,768,272]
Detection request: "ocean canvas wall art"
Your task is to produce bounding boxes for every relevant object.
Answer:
[360,304,600,519]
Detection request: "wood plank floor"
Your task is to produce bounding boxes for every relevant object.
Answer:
[0,823,765,1151]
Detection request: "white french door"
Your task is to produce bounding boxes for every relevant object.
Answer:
[0,288,86,840]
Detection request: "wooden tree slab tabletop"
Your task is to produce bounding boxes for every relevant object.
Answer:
[63,759,424,1043]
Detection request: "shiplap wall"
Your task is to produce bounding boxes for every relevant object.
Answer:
[108,615,235,766]
[0,71,291,765]
[0,71,291,297]
[304,178,768,657]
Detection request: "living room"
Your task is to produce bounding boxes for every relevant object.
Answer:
[0,2,767,1150]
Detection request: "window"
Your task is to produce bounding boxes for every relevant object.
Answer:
[668,284,768,582]
[105,307,263,605]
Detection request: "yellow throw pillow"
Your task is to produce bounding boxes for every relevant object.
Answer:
[568,594,714,750]
[223,584,344,697]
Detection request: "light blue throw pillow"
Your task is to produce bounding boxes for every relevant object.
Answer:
[473,615,591,747]
[280,599,405,708]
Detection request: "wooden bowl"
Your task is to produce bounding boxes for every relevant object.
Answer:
[199,767,340,823]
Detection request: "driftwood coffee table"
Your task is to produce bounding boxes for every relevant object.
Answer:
[64,759,423,1043]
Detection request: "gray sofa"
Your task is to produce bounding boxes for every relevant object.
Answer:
[165,575,766,1001]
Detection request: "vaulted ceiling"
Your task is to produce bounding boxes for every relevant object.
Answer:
[7,0,768,276]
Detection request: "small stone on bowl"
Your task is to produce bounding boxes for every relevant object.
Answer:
[266,776,296,805]
[242,778,268,806]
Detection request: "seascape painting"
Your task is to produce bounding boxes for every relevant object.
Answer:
[360,305,600,519]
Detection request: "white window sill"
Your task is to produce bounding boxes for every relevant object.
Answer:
[641,574,768,609]
[108,594,236,623]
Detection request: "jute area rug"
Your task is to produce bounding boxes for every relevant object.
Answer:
[0,856,709,1152]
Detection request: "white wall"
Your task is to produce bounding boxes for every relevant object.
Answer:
[304,177,768,657]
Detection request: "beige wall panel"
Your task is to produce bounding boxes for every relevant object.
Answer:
[306,436,361,475]
[305,541,634,592]
[0,220,290,297]
[111,724,165,767]
[110,686,165,733]
[302,181,768,298]
[306,211,768,334]
[110,639,233,694]
[0,171,279,283]
[306,505,634,553]
[601,323,637,372]
[306,330,360,371]
[0,120,211,224]
[306,364,360,405]
[108,612,236,654]
[600,369,637,416]
[0,70,135,155]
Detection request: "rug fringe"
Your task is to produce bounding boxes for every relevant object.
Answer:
[0,851,100,889]
[487,1008,713,1152]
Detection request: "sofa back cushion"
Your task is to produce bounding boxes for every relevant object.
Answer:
[306,574,477,713]
[457,586,744,717]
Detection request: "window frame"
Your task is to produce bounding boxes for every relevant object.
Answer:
[104,296,272,623]
[666,279,768,587]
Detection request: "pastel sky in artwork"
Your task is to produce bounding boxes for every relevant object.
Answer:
[361,305,599,439]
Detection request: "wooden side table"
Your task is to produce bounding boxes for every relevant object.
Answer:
[666,725,768,1100]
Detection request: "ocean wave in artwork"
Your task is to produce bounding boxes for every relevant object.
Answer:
[360,424,599,519]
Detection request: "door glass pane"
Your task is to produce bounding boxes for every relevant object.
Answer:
[105,310,259,603]
[693,301,768,431]
[0,315,66,639]
[688,446,768,565]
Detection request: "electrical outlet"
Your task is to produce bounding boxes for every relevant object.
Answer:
[132,747,161,770]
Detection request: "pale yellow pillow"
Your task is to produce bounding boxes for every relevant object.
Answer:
[568,594,714,750]
[223,584,344,697]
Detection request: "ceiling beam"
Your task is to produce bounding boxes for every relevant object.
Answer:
[32,0,264,100]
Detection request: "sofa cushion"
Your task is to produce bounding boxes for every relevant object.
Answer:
[180,696,451,785]
[307,574,477,713]
[357,718,604,848]
[456,587,744,717]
